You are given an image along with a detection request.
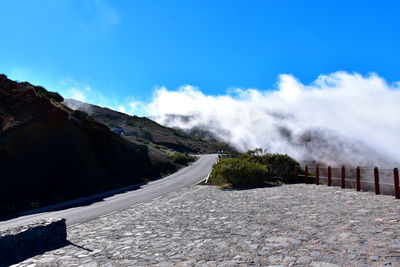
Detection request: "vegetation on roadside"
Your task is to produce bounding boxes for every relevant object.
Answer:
[211,148,300,189]
[212,158,267,188]
[167,152,196,165]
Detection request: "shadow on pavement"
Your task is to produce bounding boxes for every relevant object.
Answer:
[0,240,74,267]
[0,181,148,222]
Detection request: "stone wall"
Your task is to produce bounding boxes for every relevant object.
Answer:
[0,218,67,266]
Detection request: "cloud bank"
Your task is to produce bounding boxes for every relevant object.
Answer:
[147,72,400,167]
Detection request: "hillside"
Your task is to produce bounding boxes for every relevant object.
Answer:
[0,75,218,218]
[63,99,236,155]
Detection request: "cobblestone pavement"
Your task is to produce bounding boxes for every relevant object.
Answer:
[13,184,400,267]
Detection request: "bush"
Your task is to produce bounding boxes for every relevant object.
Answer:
[155,144,167,150]
[211,149,300,188]
[240,149,299,183]
[173,130,188,138]
[33,86,64,102]
[212,158,267,188]
[263,154,299,183]
[72,110,90,120]
[125,118,137,126]
[167,152,196,165]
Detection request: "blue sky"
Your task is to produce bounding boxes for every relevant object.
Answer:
[1,0,400,115]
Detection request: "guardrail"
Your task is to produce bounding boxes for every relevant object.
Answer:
[296,166,399,199]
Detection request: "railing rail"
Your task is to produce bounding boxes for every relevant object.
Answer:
[296,165,400,199]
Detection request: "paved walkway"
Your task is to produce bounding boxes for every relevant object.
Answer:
[13,184,400,266]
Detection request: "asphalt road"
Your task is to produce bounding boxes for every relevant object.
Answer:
[0,154,217,230]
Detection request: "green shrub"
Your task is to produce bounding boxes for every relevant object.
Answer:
[211,158,267,188]
[259,154,299,183]
[173,130,188,138]
[240,150,299,183]
[190,136,200,141]
[72,110,90,120]
[211,149,300,188]
[125,118,137,126]
[167,152,196,165]
[33,86,64,102]
[140,129,152,139]
[154,144,167,150]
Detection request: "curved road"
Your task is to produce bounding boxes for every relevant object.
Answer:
[0,154,217,230]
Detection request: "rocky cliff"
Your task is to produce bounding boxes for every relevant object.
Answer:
[0,75,167,218]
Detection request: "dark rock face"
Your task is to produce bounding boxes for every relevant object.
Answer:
[0,75,159,218]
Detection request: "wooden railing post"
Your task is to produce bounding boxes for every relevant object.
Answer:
[316,166,319,185]
[394,168,399,199]
[295,166,299,183]
[374,167,380,195]
[356,167,361,191]
[341,166,345,189]
[328,166,332,186]
[305,165,309,184]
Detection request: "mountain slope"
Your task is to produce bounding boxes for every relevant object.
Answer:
[63,99,236,155]
[0,75,173,218]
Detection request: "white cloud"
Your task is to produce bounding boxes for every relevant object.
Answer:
[147,72,400,167]
[129,102,139,110]
[57,78,114,109]
[68,88,86,102]
[6,67,399,166]
[118,105,126,113]
[126,101,146,116]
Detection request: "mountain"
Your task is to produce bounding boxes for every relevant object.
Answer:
[63,99,236,155]
[0,75,233,218]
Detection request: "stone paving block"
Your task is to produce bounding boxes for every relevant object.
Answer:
[11,184,400,266]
